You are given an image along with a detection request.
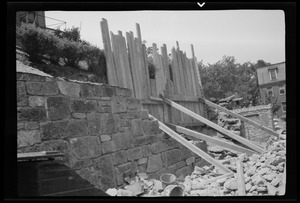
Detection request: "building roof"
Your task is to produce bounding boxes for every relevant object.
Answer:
[257,61,285,69]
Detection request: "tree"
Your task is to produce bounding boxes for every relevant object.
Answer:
[198,56,270,108]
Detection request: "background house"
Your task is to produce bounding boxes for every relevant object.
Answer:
[256,62,286,117]
[16,11,65,34]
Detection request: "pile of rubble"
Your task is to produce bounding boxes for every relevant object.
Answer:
[218,112,241,136]
[106,138,286,196]
[183,139,286,196]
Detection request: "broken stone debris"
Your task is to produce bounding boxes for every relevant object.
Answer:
[105,139,286,196]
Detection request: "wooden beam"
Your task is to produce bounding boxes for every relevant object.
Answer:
[171,124,258,156]
[164,99,265,153]
[203,173,234,185]
[236,156,246,196]
[201,98,280,138]
[149,114,232,174]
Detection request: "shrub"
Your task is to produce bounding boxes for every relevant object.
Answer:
[16,23,107,75]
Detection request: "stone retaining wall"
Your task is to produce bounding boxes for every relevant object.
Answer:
[233,105,274,148]
[17,70,207,191]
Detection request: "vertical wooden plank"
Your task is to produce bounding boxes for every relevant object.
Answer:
[184,56,193,96]
[142,44,151,98]
[189,59,198,97]
[126,32,136,97]
[152,43,165,97]
[181,52,189,96]
[236,157,246,196]
[110,32,126,88]
[161,44,170,80]
[127,32,141,99]
[171,48,180,95]
[118,34,134,91]
[100,18,118,86]
[150,79,157,97]
[176,49,186,96]
[163,101,170,124]
[135,38,149,99]
[158,104,164,122]
[191,44,204,98]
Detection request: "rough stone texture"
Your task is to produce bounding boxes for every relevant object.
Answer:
[17,81,28,106]
[65,119,88,138]
[180,147,194,161]
[87,112,114,136]
[186,157,195,165]
[150,139,175,154]
[17,72,47,82]
[126,98,142,110]
[26,81,58,95]
[161,149,182,167]
[93,155,117,190]
[127,147,143,161]
[100,134,111,142]
[94,85,115,98]
[112,131,132,150]
[80,83,95,98]
[168,161,186,174]
[18,107,47,122]
[132,135,157,147]
[71,99,98,113]
[70,136,102,159]
[57,80,81,98]
[142,145,152,157]
[111,96,127,114]
[175,165,193,178]
[40,120,68,140]
[131,119,143,138]
[234,105,273,148]
[112,150,128,165]
[25,122,39,130]
[28,96,45,107]
[17,130,41,147]
[115,87,131,97]
[46,97,70,120]
[102,140,117,154]
[138,157,147,165]
[147,154,163,173]
[143,120,160,135]
[71,113,86,119]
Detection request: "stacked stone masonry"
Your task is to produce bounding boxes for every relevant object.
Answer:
[233,105,274,148]
[17,72,207,191]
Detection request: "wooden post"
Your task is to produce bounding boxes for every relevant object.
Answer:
[236,156,246,196]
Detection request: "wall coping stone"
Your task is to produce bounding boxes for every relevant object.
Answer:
[233,104,272,114]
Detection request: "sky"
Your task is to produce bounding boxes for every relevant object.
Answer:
[45,10,285,66]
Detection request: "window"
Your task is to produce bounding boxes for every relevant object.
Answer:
[266,87,274,96]
[282,102,286,112]
[269,69,278,80]
[279,85,285,95]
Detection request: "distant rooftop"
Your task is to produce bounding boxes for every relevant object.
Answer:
[257,61,285,69]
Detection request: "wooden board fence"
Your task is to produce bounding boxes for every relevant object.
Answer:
[100,19,207,125]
